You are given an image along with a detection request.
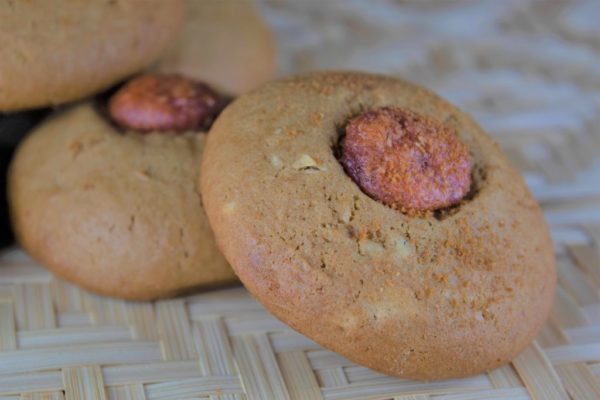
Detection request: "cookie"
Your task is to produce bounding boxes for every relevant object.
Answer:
[0,0,183,112]
[9,74,235,300]
[200,71,556,380]
[155,0,276,94]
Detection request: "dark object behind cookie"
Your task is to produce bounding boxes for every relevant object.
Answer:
[0,110,49,247]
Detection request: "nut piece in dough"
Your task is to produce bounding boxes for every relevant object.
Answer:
[341,107,472,213]
[109,74,226,132]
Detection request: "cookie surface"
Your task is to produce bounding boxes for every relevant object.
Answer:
[9,102,235,300]
[0,0,183,111]
[200,71,556,379]
[155,0,276,94]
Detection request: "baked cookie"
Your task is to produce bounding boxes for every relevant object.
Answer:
[9,74,235,300]
[200,71,556,380]
[155,0,276,94]
[0,0,183,112]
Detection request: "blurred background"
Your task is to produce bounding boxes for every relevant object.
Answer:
[257,0,600,254]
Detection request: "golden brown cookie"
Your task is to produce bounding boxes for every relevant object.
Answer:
[155,0,277,94]
[200,71,556,380]
[9,74,235,300]
[0,0,183,112]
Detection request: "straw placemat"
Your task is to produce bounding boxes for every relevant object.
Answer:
[1,0,600,398]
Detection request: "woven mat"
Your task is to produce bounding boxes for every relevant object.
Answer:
[2,0,600,399]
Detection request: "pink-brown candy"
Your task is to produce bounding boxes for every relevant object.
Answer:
[108,74,225,132]
[340,107,473,213]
